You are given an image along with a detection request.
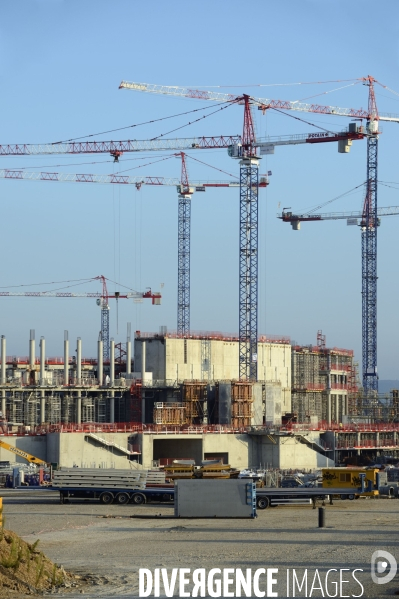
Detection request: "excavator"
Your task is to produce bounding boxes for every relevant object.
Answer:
[0,439,47,466]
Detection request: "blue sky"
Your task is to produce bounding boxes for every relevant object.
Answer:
[0,1,399,378]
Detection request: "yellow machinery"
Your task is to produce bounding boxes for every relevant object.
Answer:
[0,439,47,466]
[322,467,380,497]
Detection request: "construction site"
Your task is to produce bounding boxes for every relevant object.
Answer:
[1,75,399,474]
[0,325,398,472]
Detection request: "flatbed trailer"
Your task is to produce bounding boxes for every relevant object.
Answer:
[58,486,175,505]
[57,485,379,508]
[255,487,361,509]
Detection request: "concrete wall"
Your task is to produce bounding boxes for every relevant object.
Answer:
[249,434,334,470]
[47,432,139,469]
[0,429,333,471]
[134,338,291,412]
[265,382,282,425]
[252,383,263,426]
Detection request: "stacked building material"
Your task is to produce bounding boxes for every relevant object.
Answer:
[153,402,185,425]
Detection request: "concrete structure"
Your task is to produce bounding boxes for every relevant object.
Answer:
[134,332,291,426]
[291,343,357,424]
[0,429,332,470]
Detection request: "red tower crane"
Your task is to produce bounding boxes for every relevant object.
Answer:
[0,275,161,360]
[120,79,372,380]
[1,124,367,380]
[0,165,262,338]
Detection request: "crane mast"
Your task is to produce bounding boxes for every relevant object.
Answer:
[177,152,191,336]
[362,76,379,396]
[238,96,259,380]
[0,276,161,361]
[119,77,399,392]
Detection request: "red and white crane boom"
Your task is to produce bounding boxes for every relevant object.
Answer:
[0,129,364,160]
[120,79,371,381]
[0,136,241,157]
[119,80,399,123]
[0,169,253,189]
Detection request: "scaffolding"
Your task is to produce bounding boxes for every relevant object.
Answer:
[45,394,61,424]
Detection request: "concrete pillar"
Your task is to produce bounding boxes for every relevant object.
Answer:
[97,333,103,386]
[110,338,115,386]
[327,393,331,425]
[1,336,5,418]
[76,392,82,425]
[39,337,45,385]
[64,331,69,386]
[29,329,35,369]
[142,340,146,382]
[110,391,115,424]
[76,338,82,386]
[76,338,82,425]
[1,336,6,385]
[39,337,46,424]
[126,323,132,375]
[126,340,132,375]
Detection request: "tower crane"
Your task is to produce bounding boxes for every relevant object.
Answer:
[120,79,373,380]
[0,165,263,337]
[2,127,365,379]
[280,198,399,403]
[279,205,399,228]
[0,276,161,360]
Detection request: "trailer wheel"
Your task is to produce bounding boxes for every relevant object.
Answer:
[131,493,145,505]
[347,494,355,501]
[99,491,114,505]
[340,494,347,500]
[116,492,130,505]
[256,496,270,510]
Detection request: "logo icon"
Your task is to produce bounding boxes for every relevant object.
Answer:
[371,550,397,585]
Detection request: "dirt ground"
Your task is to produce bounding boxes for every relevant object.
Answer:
[0,488,398,598]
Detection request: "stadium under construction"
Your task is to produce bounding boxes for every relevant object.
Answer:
[0,328,398,471]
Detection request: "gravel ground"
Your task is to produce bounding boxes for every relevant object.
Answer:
[1,488,398,598]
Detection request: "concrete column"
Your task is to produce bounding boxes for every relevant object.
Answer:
[110,338,115,386]
[29,329,35,369]
[64,331,69,386]
[327,393,331,425]
[40,337,46,424]
[76,337,82,425]
[76,338,82,386]
[126,340,132,375]
[1,336,5,418]
[126,323,132,375]
[97,333,103,386]
[1,336,6,385]
[142,340,146,382]
[39,337,45,385]
[110,391,115,424]
[76,392,82,425]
